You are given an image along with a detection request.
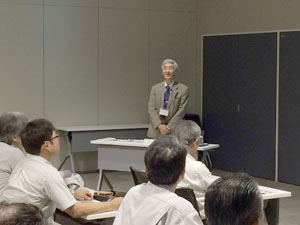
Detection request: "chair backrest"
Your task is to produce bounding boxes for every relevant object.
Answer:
[175,188,200,214]
[129,166,148,185]
[183,113,201,126]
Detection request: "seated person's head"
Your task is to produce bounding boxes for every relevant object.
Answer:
[172,120,201,156]
[20,119,59,157]
[205,173,263,225]
[0,112,28,149]
[145,135,187,186]
[0,202,43,225]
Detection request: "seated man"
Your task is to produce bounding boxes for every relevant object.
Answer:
[172,120,217,219]
[3,119,122,225]
[0,112,28,196]
[113,135,203,225]
[0,202,43,225]
[205,173,263,225]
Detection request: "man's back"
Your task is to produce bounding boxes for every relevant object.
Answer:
[0,142,25,196]
[3,154,76,224]
[113,182,202,225]
[177,154,217,218]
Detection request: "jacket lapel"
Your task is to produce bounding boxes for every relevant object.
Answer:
[159,82,165,108]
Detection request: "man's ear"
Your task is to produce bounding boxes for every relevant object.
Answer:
[180,167,185,179]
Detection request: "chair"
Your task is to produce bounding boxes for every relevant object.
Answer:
[175,188,200,214]
[129,166,148,185]
[184,113,201,126]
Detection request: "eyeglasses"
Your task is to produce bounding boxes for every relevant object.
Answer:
[50,135,60,140]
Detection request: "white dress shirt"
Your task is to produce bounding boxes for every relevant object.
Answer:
[177,154,218,218]
[2,154,77,225]
[113,181,203,225]
[0,142,25,196]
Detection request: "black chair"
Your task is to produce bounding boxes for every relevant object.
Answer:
[183,113,201,126]
[129,166,148,185]
[175,188,200,214]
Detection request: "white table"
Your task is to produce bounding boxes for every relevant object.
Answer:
[259,185,291,225]
[91,138,219,191]
[56,124,148,172]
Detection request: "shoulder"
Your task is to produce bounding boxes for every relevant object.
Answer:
[0,143,25,161]
[167,194,198,217]
[151,82,164,90]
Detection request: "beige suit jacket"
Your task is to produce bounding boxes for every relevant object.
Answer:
[147,81,189,138]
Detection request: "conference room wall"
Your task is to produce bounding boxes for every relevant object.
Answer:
[0,1,44,119]
[197,0,300,119]
[0,0,198,129]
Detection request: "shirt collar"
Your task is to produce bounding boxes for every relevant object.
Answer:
[27,153,51,165]
[164,80,174,90]
[187,153,197,161]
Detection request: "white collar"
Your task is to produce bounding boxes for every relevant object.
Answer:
[164,80,174,89]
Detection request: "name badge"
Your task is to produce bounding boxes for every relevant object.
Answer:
[159,108,169,117]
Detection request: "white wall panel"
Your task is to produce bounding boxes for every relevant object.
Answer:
[0,0,42,4]
[44,6,99,126]
[99,9,149,124]
[150,0,197,12]
[149,11,197,113]
[0,4,43,119]
[99,0,148,9]
[44,0,98,7]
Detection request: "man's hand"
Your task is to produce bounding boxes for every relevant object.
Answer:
[109,197,123,210]
[74,189,93,201]
[158,124,171,135]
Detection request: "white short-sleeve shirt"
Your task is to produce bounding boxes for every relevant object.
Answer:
[0,142,25,196]
[113,182,203,225]
[177,154,218,218]
[2,154,77,225]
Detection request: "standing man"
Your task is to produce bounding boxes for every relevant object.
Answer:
[147,59,189,139]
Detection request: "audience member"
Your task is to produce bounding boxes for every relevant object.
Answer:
[0,202,43,225]
[3,119,122,225]
[0,112,28,196]
[113,135,203,225]
[172,120,217,219]
[205,173,263,225]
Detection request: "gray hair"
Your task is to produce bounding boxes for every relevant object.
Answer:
[171,120,201,147]
[161,59,178,70]
[0,112,28,145]
[0,202,43,225]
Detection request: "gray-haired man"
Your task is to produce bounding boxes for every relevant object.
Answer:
[172,120,217,219]
[0,112,28,196]
[147,59,189,138]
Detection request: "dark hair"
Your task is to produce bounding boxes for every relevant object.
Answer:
[0,112,28,145]
[0,202,43,225]
[20,119,55,155]
[145,135,187,185]
[205,173,263,225]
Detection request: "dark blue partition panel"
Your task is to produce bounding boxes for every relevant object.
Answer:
[279,32,300,185]
[203,33,277,179]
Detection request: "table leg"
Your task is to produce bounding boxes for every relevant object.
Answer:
[63,131,75,172]
[97,169,103,191]
[264,199,279,225]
